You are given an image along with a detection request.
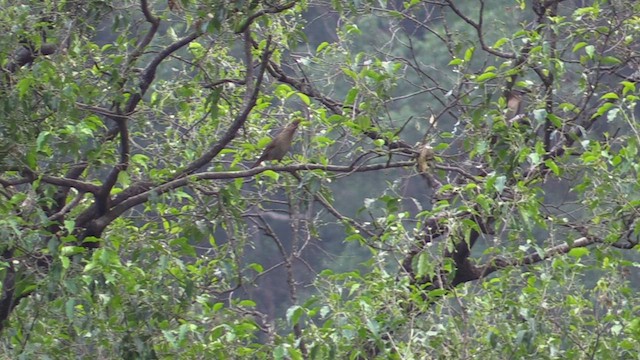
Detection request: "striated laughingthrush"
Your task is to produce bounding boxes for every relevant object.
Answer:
[250,119,301,168]
[506,89,525,122]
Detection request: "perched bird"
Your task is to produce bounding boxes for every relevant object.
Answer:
[506,89,525,122]
[251,119,301,168]
[416,144,434,173]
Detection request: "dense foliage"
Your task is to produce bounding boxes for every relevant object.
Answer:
[1,0,639,358]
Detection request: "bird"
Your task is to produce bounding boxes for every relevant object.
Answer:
[506,89,524,122]
[416,144,434,173]
[250,119,301,168]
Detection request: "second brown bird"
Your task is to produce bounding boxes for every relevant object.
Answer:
[251,119,301,168]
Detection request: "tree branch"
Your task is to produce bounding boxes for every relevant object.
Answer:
[128,0,160,66]
[444,0,513,59]
[176,38,273,177]
[39,175,100,195]
[234,1,297,34]
[95,31,202,218]
[479,236,596,278]
[266,61,414,152]
[95,161,415,237]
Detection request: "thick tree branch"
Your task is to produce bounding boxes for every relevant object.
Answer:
[128,0,160,66]
[96,31,201,218]
[39,175,100,195]
[128,31,201,111]
[105,161,416,228]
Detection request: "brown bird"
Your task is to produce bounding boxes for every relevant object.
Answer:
[251,119,301,168]
[506,89,525,122]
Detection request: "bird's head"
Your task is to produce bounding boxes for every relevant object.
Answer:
[286,118,302,132]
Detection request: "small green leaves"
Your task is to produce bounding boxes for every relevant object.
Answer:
[476,72,497,82]
[16,77,34,98]
[464,47,475,62]
[296,92,310,105]
[316,41,329,53]
[600,92,619,100]
[286,305,304,326]
[568,247,589,258]
[585,45,595,58]
[260,170,280,181]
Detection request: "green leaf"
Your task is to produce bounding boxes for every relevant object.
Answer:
[493,175,506,193]
[544,159,560,175]
[117,171,130,187]
[344,88,359,105]
[621,81,636,95]
[316,41,329,53]
[36,131,50,152]
[593,102,614,118]
[568,247,589,258]
[346,24,361,35]
[585,45,595,58]
[599,92,619,100]
[64,220,75,233]
[296,92,310,105]
[366,318,380,337]
[600,56,621,65]
[547,113,563,128]
[464,47,475,62]
[60,256,70,269]
[528,152,541,166]
[476,72,496,82]
[342,68,358,81]
[25,148,37,169]
[492,38,508,49]
[274,345,286,360]
[238,300,256,308]
[477,193,492,214]
[572,42,587,52]
[275,84,293,98]
[355,116,371,130]
[17,78,34,98]
[286,305,303,325]
[65,299,75,319]
[428,288,447,299]
[260,170,280,180]
[248,263,264,273]
[416,252,431,278]
[131,154,150,169]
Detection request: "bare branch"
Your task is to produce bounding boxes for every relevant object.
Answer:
[125,31,202,113]
[234,1,297,34]
[444,0,513,59]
